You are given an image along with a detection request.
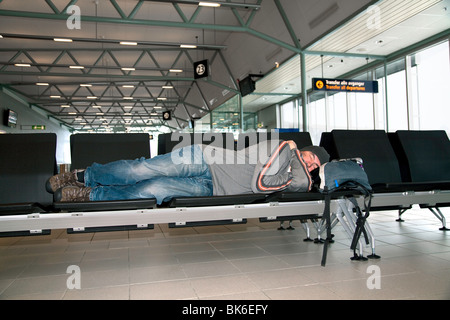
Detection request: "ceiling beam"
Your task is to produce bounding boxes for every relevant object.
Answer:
[0,70,194,81]
[0,9,247,32]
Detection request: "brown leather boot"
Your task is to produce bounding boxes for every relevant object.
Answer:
[46,170,84,193]
[54,186,92,202]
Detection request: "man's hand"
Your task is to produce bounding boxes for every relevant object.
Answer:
[287,140,297,150]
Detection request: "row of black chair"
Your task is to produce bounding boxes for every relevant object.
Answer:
[0,133,154,235]
[0,133,152,209]
[0,130,448,237]
[154,130,450,230]
[0,131,319,236]
[157,131,313,155]
[319,130,450,227]
[158,131,318,229]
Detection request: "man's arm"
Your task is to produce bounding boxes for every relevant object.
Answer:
[286,149,313,192]
[254,141,293,192]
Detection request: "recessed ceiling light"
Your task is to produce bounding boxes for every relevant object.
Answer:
[199,2,221,7]
[120,41,137,46]
[54,38,72,42]
[180,44,197,48]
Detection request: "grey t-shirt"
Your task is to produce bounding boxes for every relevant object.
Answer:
[202,141,299,196]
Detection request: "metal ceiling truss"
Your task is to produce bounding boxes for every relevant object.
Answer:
[0,44,232,132]
[0,0,383,132]
[0,0,264,38]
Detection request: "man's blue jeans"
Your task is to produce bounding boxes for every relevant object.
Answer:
[84,145,213,204]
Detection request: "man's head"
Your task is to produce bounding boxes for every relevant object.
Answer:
[300,146,330,172]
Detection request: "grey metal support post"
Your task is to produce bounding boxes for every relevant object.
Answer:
[300,51,308,132]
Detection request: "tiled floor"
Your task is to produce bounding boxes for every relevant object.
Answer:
[0,206,450,300]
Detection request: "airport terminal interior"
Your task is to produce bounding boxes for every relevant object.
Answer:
[0,0,449,301]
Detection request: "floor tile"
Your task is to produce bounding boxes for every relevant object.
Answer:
[263,283,340,300]
[130,280,197,300]
[0,208,449,300]
[63,285,130,300]
[181,260,242,278]
[190,275,260,298]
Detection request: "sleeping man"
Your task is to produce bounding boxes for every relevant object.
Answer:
[46,140,329,205]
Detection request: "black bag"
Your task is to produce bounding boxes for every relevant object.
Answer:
[318,158,374,266]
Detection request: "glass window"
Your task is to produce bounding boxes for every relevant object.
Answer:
[374,76,387,130]
[280,100,298,128]
[388,61,408,131]
[308,91,327,145]
[347,91,375,129]
[210,95,241,132]
[409,41,450,134]
[327,92,347,130]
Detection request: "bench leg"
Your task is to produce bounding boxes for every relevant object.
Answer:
[300,219,313,242]
[428,207,449,231]
[396,208,409,222]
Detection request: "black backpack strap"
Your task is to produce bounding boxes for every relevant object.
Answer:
[320,182,373,266]
[321,188,333,267]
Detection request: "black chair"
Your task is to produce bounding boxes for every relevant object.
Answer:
[158,132,235,155]
[236,131,313,150]
[389,130,450,229]
[158,132,255,228]
[328,129,413,216]
[390,130,450,183]
[0,133,57,236]
[330,129,450,228]
[319,132,338,161]
[71,133,150,170]
[235,131,323,231]
[330,130,403,188]
[55,133,156,233]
